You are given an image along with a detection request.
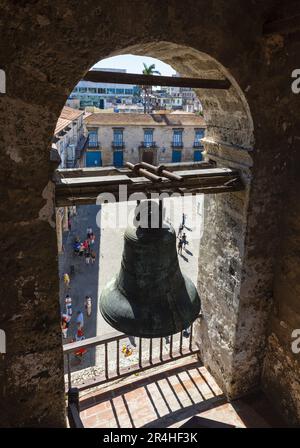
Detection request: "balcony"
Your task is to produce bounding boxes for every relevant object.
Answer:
[193,141,204,148]
[87,139,99,149]
[112,141,125,149]
[75,135,89,159]
[171,142,183,149]
[139,141,157,149]
[65,324,284,428]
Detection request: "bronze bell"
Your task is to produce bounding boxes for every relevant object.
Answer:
[100,200,201,338]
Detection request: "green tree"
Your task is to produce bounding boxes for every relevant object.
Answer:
[142,63,160,113]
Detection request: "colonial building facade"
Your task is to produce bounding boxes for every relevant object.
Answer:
[54,106,87,169]
[83,112,206,167]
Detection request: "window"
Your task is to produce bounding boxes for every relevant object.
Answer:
[144,129,153,147]
[107,88,116,94]
[125,88,133,95]
[79,87,87,93]
[88,87,97,93]
[172,129,183,147]
[194,129,205,147]
[98,88,106,94]
[88,129,98,147]
[116,88,125,94]
[113,129,123,147]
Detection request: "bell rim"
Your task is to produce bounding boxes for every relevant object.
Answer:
[99,274,201,338]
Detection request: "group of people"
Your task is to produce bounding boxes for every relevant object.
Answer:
[177,213,188,255]
[60,294,92,344]
[73,227,96,265]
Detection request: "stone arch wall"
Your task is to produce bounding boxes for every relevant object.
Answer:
[110,41,256,399]
[0,0,299,427]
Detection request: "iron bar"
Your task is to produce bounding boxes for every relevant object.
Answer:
[139,338,142,369]
[179,330,183,355]
[67,354,72,389]
[116,339,120,376]
[149,338,153,365]
[63,316,201,392]
[189,323,193,352]
[160,338,163,362]
[105,342,108,379]
[169,335,173,358]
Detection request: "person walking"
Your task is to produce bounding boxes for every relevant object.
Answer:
[85,296,92,317]
[61,313,71,339]
[178,238,183,255]
[76,310,84,329]
[65,294,72,316]
[63,273,70,290]
[85,250,91,265]
[178,223,184,238]
[75,324,85,342]
[83,239,89,251]
[87,227,93,239]
[89,233,95,245]
[90,250,96,264]
[182,232,188,249]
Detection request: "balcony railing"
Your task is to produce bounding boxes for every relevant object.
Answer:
[193,141,204,148]
[171,142,183,149]
[75,135,89,159]
[139,141,157,149]
[112,141,125,149]
[63,318,200,393]
[87,140,99,148]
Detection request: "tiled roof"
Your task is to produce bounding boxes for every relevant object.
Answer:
[84,113,205,127]
[55,106,84,135]
[60,106,84,121]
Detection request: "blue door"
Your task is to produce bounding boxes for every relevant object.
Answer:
[86,151,102,167]
[113,151,123,167]
[172,150,182,163]
[194,150,203,161]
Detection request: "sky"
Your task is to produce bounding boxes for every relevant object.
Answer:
[93,54,176,76]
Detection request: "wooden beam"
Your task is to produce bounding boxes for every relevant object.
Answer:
[55,161,213,178]
[83,70,231,90]
[55,167,244,206]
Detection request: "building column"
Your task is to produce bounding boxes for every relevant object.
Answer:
[56,209,63,254]
[62,207,69,232]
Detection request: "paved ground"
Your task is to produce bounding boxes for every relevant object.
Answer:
[80,355,285,428]
[59,195,204,377]
[59,205,101,371]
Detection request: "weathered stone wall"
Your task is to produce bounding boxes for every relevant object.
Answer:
[261,143,300,425]
[0,0,299,426]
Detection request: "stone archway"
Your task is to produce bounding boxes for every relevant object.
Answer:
[1,1,299,427]
[110,42,256,400]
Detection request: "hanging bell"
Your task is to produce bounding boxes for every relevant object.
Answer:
[99,200,201,338]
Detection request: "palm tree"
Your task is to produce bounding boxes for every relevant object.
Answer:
[142,63,160,113]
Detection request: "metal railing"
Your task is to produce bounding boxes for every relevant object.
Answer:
[112,141,125,149]
[67,388,84,428]
[139,141,157,149]
[171,142,184,149]
[87,140,99,148]
[193,141,203,148]
[63,319,199,392]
